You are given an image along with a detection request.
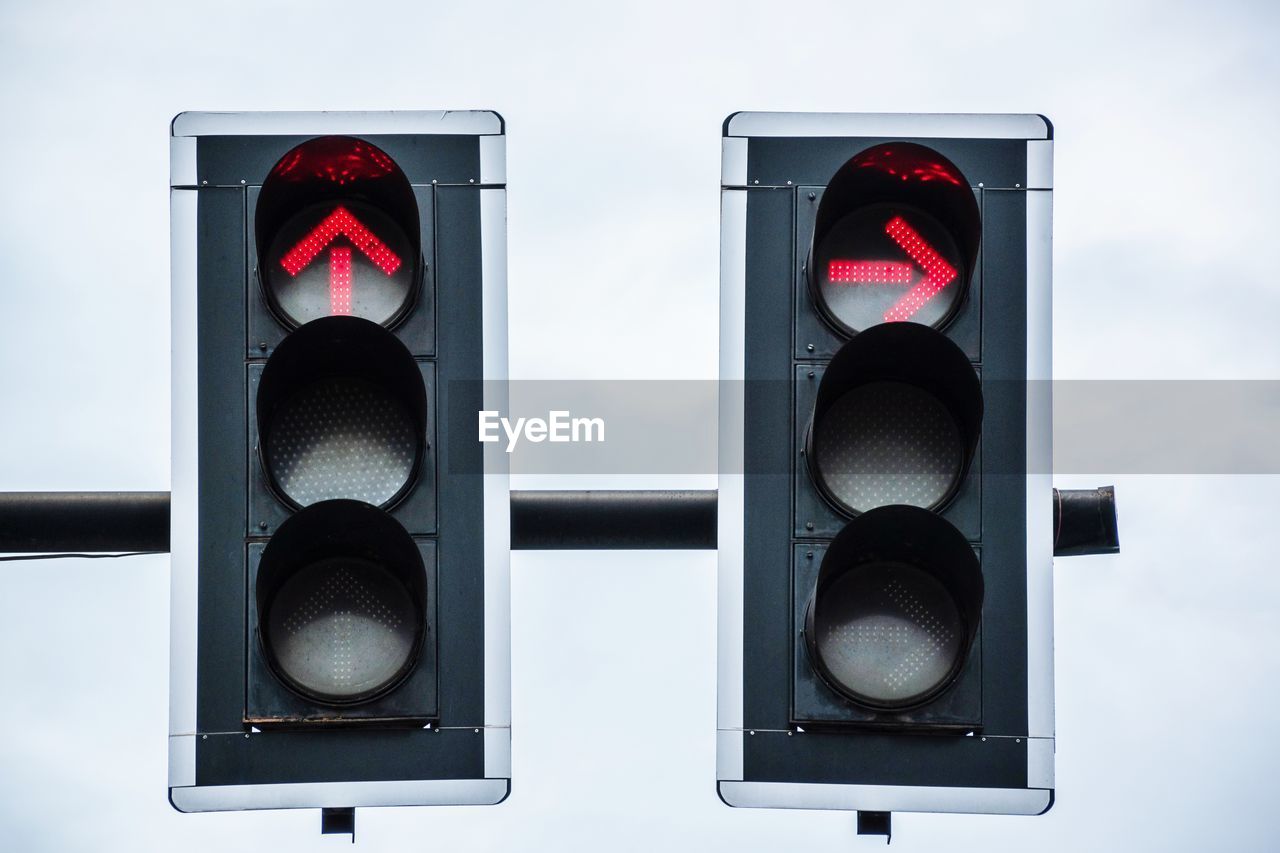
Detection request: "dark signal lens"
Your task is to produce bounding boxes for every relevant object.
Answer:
[812,380,964,511]
[256,500,427,706]
[257,316,427,511]
[267,375,418,508]
[812,561,964,707]
[807,323,981,516]
[814,204,965,335]
[805,506,983,711]
[263,200,415,327]
[267,556,419,703]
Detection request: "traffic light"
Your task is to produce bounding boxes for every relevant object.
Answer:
[717,113,1054,815]
[169,112,510,811]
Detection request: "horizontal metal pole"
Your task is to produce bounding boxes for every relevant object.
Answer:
[0,491,170,553]
[0,490,718,554]
[510,490,717,550]
[1053,486,1120,557]
[0,488,1114,556]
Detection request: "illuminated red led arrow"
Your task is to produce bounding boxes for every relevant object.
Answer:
[882,216,957,322]
[328,246,353,315]
[828,260,914,284]
[279,205,401,315]
[827,216,958,322]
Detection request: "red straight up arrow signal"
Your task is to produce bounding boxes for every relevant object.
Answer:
[279,205,402,316]
[827,215,958,323]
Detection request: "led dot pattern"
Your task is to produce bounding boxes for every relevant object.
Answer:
[814,381,963,512]
[265,377,418,508]
[264,200,415,328]
[279,205,402,277]
[329,247,353,315]
[828,260,913,284]
[815,206,964,333]
[267,557,418,702]
[270,138,398,186]
[881,216,958,323]
[853,146,965,187]
[814,561,963,706]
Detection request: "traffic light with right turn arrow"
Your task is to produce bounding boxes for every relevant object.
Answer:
[717,112,1056,816]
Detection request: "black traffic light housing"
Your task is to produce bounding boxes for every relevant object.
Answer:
[169,112,509,812]
[717,112,1055,815]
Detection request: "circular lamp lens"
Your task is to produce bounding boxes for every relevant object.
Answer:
[256,500,428,708]
[812,380,964,513]
[257,316,427,512]
[805,506,983,712]
[813,204,965,335]
[266,556,419,703]
[263,200,416,328]
[265,376,417,508]
[811,561,965,708]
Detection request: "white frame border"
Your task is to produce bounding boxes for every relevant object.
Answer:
[725,111,1051,141]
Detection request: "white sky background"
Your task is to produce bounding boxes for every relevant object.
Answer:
[0,0,1278,850]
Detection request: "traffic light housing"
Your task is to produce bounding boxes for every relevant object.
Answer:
[169,112,510,811]
[717,113,1054,815]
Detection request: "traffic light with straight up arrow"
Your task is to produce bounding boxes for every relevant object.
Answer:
[168,111,510,812]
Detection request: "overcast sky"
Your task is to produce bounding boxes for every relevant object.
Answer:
[1,0,1278,850]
